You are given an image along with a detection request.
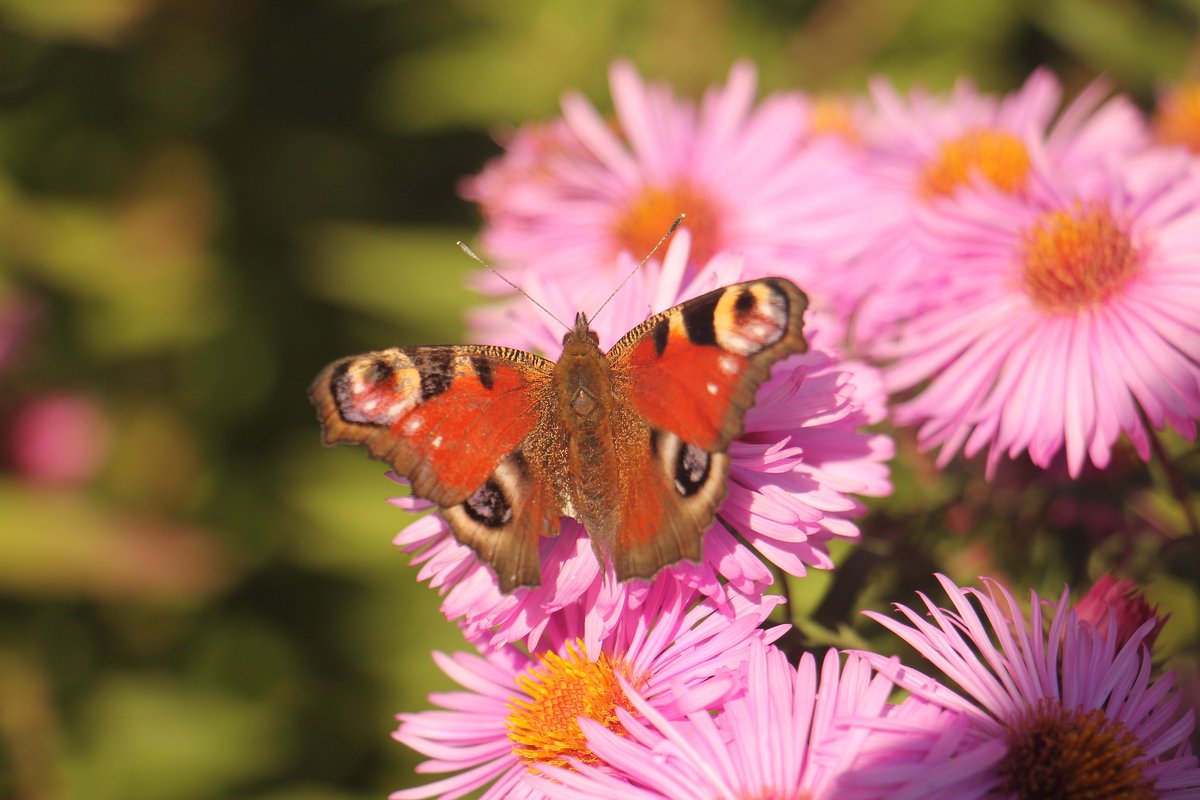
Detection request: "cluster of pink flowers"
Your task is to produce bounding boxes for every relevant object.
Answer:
[379,63,1200,798]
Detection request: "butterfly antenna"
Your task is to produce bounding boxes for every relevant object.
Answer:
[589,213,685,323]
[456,241,571,333]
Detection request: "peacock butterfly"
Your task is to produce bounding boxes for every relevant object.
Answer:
[309,277,808,592]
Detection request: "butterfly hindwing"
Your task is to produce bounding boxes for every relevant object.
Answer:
[441,447,561,592]
[605,417,732,582]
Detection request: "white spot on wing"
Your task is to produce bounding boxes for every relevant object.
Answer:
[706,382,719,395]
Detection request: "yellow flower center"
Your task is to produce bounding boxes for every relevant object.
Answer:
[1153,82,1200,152]
[997,698,1155,800]
[809,97,860,144]
[612,181,722,265]
[920,129,1031,198]
[505,640,640,770]
[1020,202,1139,314]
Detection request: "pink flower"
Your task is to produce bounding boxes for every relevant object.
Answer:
[531,640,1004,800]
[1074,574,1169,653]
[7,393,110,486]
[462,59,874,309]
[395,233,892,649]
[389,583,784,800]
[848,70,1148,349]
[860,574,1200,799]
[880,148,1200,477]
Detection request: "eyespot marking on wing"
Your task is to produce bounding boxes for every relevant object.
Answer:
[648,428,716,498]
[713,281,790,356]
[332,353,422,426]
[464,478,512,527]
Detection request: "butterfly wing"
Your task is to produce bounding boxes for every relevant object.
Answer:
[309,345,562,590]
[603,277,809,580]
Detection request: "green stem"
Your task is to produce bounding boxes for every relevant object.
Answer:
[1146,426,1199,538]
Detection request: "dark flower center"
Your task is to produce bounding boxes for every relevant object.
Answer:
[996,698,1155,800]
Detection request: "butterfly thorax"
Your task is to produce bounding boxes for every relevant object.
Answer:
[552,313,621,536]
[556,313,608,422]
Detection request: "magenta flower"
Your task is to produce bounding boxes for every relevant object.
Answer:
[530,640,1004,800]
[462,59,874,307]
[394,233,892,649]
[1074,574,1170,653]
[860,574,1200,799]
[848,70,1148,349]
[8,393,110,486]
[389,582,785,800]
[880,148,1200,477]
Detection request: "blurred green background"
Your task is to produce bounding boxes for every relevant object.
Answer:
[1,1,1199,798]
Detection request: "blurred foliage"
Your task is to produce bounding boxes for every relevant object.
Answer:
[0,1,1197,797]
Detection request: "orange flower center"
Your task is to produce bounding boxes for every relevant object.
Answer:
[505,639,640,770]
[1021,203,1139,314]
[612,181,722,264]
[998,698,1154,800]
[920,129,1031,198]
[1153,82,1200,152]
[809,97,860,144]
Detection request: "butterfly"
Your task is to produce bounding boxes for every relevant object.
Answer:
[309,277,808,592]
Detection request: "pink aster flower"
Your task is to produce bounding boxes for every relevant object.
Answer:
[848,69,1149,349]
[860,574,1200,799]
[390,582,785,800]
[531,640,1004,800]
[881,147,1200,477]
[7,393,110,486]
[395,232,892,649]
[462,59,875,308]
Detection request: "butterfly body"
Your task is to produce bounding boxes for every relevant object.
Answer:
[310,278,808,592]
